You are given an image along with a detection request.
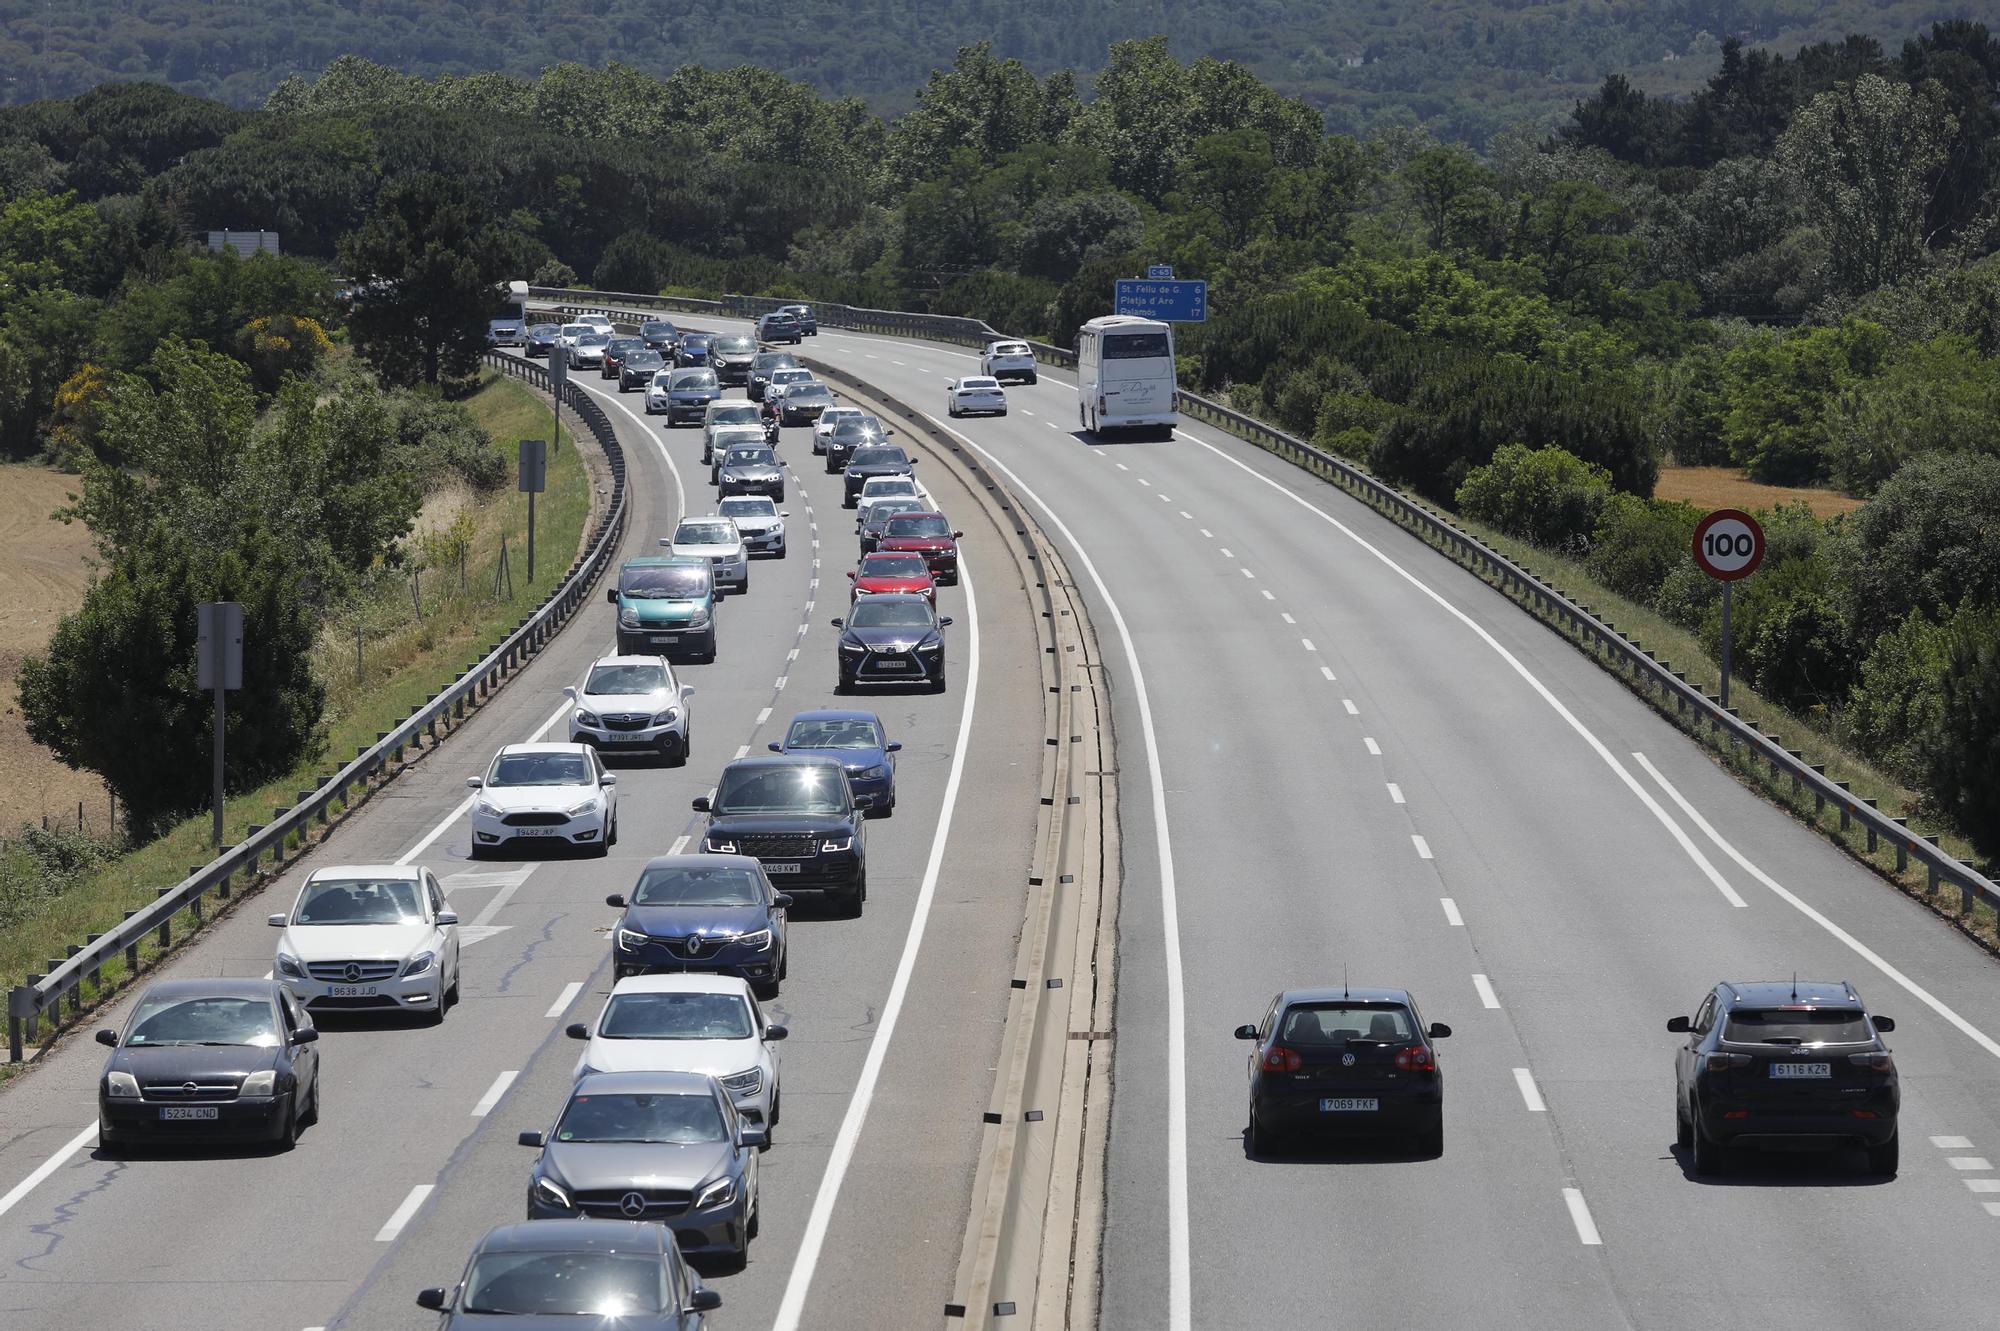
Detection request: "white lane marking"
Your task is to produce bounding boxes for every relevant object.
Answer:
[1116,462,1130,471]
[1632,752,2000,1041]
[1199,529,1212,538]
[1180,511,1193,520]
[1218,548,1233,558]
[1172,430,1755,917]
[1387,783,1405,804]
[1300,638,1316,652]
[375,1184,434,1242]
[864,353,877,359]
[788,647,799,661]
[1343,699,1360,715]
[1160,494,1173,503]
[471,1070,518,1117]
[470,871,530,929]
[670,834,689,855]
[1441,898,1464,926]
[1240,568,1255,579]
[1514,1068,1547,1111]
[1563,1189,1602,1245]
[1935,1136,1976,1149]
[1047,422,1060,430]
[1412,835,1434,860]
[0,1124,97,1221]
[1950,1157,1993,1170]
[397,696,574,866]
[1281,613,1296,625]
[891,359,906,366]
[1983,1202,2000,1216]
[1965,1179,2000,1193]
[1321,666,1337,682]
[1472,974,1501,1009]
[1022,409,1036,417]
[1364,738,1380,755]
[1260,590,1275,601]
[545,982,584,1020]
[734,744,751,760]
[773,559,984,1329]
[906,412,1192,1331]
[756,707,772,725]
[1137,478,1151,487]
[775,677,788,691]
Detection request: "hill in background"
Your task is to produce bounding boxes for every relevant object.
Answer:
[0,0,1969,142]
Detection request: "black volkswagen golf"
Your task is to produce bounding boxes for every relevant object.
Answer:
[1236,987,1449,1156]
[1669,979,1899,1176]
[693,756,869,916]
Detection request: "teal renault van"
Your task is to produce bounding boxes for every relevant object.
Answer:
[608,555,718,662]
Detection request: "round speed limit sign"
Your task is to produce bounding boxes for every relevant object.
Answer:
[1691,508,1765,581]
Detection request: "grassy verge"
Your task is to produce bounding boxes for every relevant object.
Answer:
[2,369,592,1069]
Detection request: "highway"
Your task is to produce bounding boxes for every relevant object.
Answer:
[0,354,1045,1329]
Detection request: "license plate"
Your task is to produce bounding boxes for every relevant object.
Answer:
[160,1107,219,1120]
[764,862,801,873]
[873,660,910,670]
[1770,1062,1831,1079]
[327,985,377,998]
[1320,1098,1379,1112]
[649,634,681,643]
[515,827,561,837]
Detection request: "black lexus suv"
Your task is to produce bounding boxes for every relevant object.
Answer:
[1669,979,1899,1176]
[692,756,869,916]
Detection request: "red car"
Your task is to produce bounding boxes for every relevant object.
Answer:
[848,552,937,605]
[874,512,962,585]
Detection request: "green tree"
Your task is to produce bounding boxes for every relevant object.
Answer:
[1846,608,1955,785]
[1717,320,1888,484]
[1822,334,2000,495]
[1455,443,1613,552]
[1834,451,2000,643]
[886,43,1072,188]
[1923,605,2000,857]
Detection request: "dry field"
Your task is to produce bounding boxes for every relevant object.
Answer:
[0,464,109,835]
[1654,466,1865,520]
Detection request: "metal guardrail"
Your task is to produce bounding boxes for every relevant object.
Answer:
[7,352,629,1062]
[535,285,2000,932]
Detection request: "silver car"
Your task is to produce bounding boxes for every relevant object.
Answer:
[717,495,788,557]
[521,1070,763,1268]
[570,333,611,368]
[665,518,749,597]
[565,656,695,765]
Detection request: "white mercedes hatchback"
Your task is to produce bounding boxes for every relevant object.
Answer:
[269,864,460,1023]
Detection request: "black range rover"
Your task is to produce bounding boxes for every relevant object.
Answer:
[693,756,869,916]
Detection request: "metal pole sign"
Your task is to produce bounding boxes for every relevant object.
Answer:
[1691,508,1766,708]
[197,601,244,848]
[1147,264,1175,279]
[519,439,548,584]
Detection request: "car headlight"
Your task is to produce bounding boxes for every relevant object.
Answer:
[532,1176,572,1209]
[695,1177,738,1210]
[720,1068,763,1095]
[616,927,649,952]
[820,836,852,853]
[737,929,773,953]
[618,608,639,627]
[275,952,304,979]
[687,609,712,629]
[240,1070,278,1097]
[856,763,889,780]
[104,1071,139,1098]
[475,799,502,818]
[565,798,600,818]
[704,837,738,854]
[920,634,943,651]
[650,708,679,725]
[574,709,602,727]
[840,641,867,655]
[403,951,436,977]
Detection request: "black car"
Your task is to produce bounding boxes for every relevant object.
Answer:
[717,445,785,502]
[96,977,322,1152]
[693,756,869,916]
[1669,979,1899,1176]
[823,419,891,473]
[832,594,952,694]
[417,1220,720,1327]
[747,351,799,401]
[775,382,833,428]
[676,333,713,368]
[842,444,917,507]
[856,497,930,555]
[605,854,790,995]
[757,311,802,344]
[640,319,682,354]
[601,336,646,379]
[709,334,759,385]
[524,323,562,358]
[619,349,667,391]
[1235,987,1449,1156]
[779,303,818,336]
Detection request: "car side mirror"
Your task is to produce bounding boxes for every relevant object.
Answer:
[605,588,619,604]
[774,894,794,909]
[416,1288,448,1312]
[605,893,627,908]
[1232,1024,1258,1040]
[952,530,964,539]
[1427,1022,1451,1039]
[691,796,710,812]
[830,618,845,629]
[767,1024,789,1041]
[780,510,791,517]
[738,1124,769,1150]
[435,911,459,927]
[95,1028,118,1047]
[938,617,954,628]
[853,793,876,809]
[1665,1016,1691,1034]
[689,1288,722,1313]
[518,1130,545,1148]
[600,773,618,786]
[659,537,672,547]
[1873,1016,1895,1033]
[267,913,287,928]
[465,776,483,789]
[846,571,856,579]
[768,742,783,753]
[562,685,579,703]
[908,457,918,465]
[680,685,695,699]
[566,1023,590,1040]
[291,1028,319,1045]
[886,741,902,753]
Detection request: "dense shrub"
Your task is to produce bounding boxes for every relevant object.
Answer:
[1455,443,1612,553]
[1722,553,1857,713]
[934,270,1058,340]
[1925,605,2000,856]
[1833,452,2000,643]
[1845,609,1953,785]
[1586,493,1701,602]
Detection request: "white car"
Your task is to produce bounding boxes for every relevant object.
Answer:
[466,743,619,859]
[269,864,461,1023]
[945,376,1007,418]
[557,322,593,349]
[855,476,920,523]
[765,367,816,402]
[704,423,766,468]
[575,313,615,336]
[813,406,866,455]
[703,400,766,461]
[566,655,695,765]
[569,333,610,368]
[644,369,677,415]
[566,974,786,1130]
[666,516,749,596]
[717,495,788,557]
[980,339,1038,385]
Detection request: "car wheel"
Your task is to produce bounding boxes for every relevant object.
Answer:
[1675,1098,1693,1151]
[608,815,619,848]
[301,1075,322,1126]
[770,1088,781,1127]
[998,408,1008,416]
[445,966,460,1006]
[748,1196,762,1238]
[1416,1115,1443,1158]
[833,675,851,696]
[468,842,488,862]
[665,738,688,768]
[753,977,779,1002]
[842,886,864,918]
[97,1126,121,1157]
[778,951,788,982]
[275,1096,300,1151]
[1247,1106,1273,1156]
[930,673,948,694]
[1026,373,1038,385]
[1866,1131,1899,1177]
[1691,1118,1723,1176]
[590,833,611,859]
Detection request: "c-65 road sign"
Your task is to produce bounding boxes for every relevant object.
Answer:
[1691,508,1765,581]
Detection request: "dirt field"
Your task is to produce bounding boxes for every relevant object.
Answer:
[0,464,109,835]
[1655,466,1865,520]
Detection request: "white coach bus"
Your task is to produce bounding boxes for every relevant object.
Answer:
[1076,315,1177,438]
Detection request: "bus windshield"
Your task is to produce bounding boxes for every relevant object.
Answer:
[1102,332,1171,359]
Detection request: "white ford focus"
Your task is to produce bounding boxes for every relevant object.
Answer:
[466,743,619,859]
[269,864,461,1022]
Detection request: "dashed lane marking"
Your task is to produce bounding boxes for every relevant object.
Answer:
[1514,1068,1546,1111]
[545,982,584,1020]
[1563,1189,1602,1245]
[1473,975,1500,1009]
[375,1185,434,1242]
[471,1071,518,1117]
[1412,834,1433,860]
[1441,898,1464,926]
[1364,737,1380,754]
[1387,783,1405,804]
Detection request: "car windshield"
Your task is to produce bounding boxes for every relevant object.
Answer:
[621,565,708,599]
[820,408,861,425]
[632,865,766,907]
[991,343,1028,355]
[683,334,710,346]
[885,516,950,538]
[561,325,589,337]
[585,662,667,696]
[711,404,760,425]
[867,501,925,526]
[293,877,423,925]
[125,994,279,1048]
[850,448,905,468]
[792,385,831,400]
[785,717,884,750]
[864,478,917,494]
[725,449,776,466]
[848,600,936,630]
[529,325,558,336]
[462,1250,668,1317]
[487,752,592,787]
[608,338,641,352]
[714,764,848,814]
[1280,1004,1417,1044]
[1722,1007,1874,1045]
[577,334,609,348]
[677,522,734,545]
[713,336,755,353]
[599,990,756,1041]
[860,555,928,579]
[719,498,777,518]
[960,377,1000,389]
[672,371,716,389]
[627,351,662,366]
[556,1090,727,1145]
[640,321,677,338]
[772,369,812,384]
[755,354,797,370]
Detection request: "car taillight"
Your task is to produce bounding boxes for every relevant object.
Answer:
[1705,1053,1752,1073]
[1394,1046,1436,1073]
[1848,1053,1894,1071]
[1261,1046,1302,1073]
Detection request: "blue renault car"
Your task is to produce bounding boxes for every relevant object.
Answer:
[606,855,790,999]
[766,710,900,817]
[665,367,722,426]
[610,556,717,662]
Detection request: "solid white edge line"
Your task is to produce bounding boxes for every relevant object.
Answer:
[545,981,584,1020]
[1513,1067,1547,1111]
[1633,751,2000,1061]
[1440,898,1464,926]
[375,1184,434,1242]
[471,1070,519,1117]
[771,557,982,1329]
[0,1123,97,1221]
[1562,1188,1603,1245]
[1472,974,1500,1009]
